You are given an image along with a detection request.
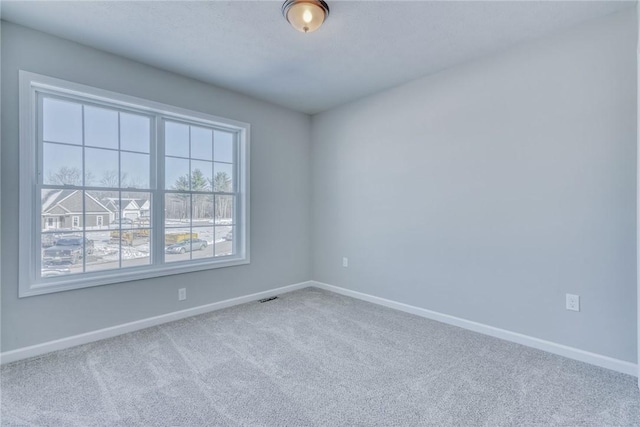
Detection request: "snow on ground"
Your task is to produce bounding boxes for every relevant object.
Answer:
[42,223,232,271]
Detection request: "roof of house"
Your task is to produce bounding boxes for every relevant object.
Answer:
[103,197,148,212]
[42,190,112,215]
[134,199,150,210]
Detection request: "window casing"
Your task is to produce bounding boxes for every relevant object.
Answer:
[19,71,250,297]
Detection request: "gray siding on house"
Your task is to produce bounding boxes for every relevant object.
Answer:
[41,213,107,231]
[40,190,111,230]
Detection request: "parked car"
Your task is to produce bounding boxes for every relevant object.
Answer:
[41,229,66,248]
[224,230,233,241]
[42,236,94,265]
[110,218,134,227]
[165,238,208,254]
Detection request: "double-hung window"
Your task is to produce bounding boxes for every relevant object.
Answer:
[19,71,250,297]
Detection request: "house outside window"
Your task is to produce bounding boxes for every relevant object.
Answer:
[19,71,250,297]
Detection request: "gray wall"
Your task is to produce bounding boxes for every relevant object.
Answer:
[312,10,637,362]
[2,9,638,365]
[1,22,312,352]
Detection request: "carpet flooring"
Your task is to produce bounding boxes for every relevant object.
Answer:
[1,287,639,426]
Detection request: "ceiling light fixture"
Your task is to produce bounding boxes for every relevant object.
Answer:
[282,0,330,33]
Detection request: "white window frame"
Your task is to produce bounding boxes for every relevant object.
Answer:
[19,71,250,297]
[96,216,103,227]
[72,216,80,228]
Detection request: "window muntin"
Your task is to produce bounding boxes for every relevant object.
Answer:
[20,72,249,297]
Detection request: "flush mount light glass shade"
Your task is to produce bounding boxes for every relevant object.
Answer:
[282,0,330,33]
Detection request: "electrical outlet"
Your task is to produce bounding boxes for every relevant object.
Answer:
[178,288,186,301]
[566,294,579,312]
[342,257,349,268]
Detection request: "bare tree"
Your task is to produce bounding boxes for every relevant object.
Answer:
[48,167,94,186]
[100,170,120,188]
[122,175,148,189]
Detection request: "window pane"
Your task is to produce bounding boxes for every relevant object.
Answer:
[165,121,189,158]
[85,191,115,230]
[166,157,190,191]
[213,163,234,192]
[193,194,213,224]
[215,195,234,224]
[42,189,73,232]
[191,160,213,192]
[165,193,190,229]
[164,241,189,262]
[121,113,150,153]
[39,227,82,277]
[191,126,213,160]
[85,231,119,273]
[164,232,209,261]
[85,147,118,188]
[40,189,84,231]
[121,152,150,189]
[41,212,69,252]
[164,232,197,263]
[41,232,86,276]
[41,231,59,249]
[84,106,118,149]
[110,228,147,248]
[43,143,82,185]
[43,98,82,145]
[121,191,152,228]
[104,194,141,229]
[122,234,151,269]
[214,130,234,163]
[191,227,213,261]
[215,226,234,257]
[106,197,128,230]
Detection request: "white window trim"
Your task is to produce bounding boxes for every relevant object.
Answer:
[19,71,251,297]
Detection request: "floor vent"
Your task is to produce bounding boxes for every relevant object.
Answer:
[258,296,279,303]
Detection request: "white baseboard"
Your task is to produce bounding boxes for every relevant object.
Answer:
[3,279,636,378]
[311,281,638,377]
[0,280,313,365]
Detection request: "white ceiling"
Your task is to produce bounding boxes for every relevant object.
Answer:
[1,1,635,114]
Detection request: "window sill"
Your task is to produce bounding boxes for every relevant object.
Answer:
[21,256,250,298]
